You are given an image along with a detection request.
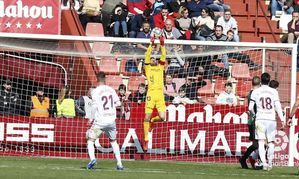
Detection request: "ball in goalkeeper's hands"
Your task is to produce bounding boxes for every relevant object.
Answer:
[151,27,163,38]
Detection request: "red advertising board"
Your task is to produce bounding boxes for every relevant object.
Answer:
[0,104,291,165]
[0,0,61,34]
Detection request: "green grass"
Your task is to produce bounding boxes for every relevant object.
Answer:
[0,156,298,179]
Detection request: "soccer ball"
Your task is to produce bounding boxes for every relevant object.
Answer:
[152,27,163,38]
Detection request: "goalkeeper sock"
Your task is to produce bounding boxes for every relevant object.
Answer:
[151,116,162,123]
[267,143,274,166]
[258,140,266,165]
[87,140,96,161]
[111,141,122,166]
[143,121,150,141]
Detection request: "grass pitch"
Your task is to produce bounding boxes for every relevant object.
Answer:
[0,156,297,179]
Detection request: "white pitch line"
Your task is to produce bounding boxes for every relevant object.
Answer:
[0,164,295,178]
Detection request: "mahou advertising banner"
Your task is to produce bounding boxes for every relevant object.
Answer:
[0,0,61,34]
[0,104,293,166]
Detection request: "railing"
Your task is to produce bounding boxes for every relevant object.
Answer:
[249,0,279,43]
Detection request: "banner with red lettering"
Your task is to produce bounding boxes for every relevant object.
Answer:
[0,0,61,34]
[0,104,292,166]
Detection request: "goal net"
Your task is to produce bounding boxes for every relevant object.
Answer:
[0,33,297,166]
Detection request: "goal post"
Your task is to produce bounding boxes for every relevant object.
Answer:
[0,32,297,166]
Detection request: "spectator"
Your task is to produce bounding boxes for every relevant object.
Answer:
[217,9,239,42]
[180,75,207,101]
[166,45,185,75]
[227,30,261,70]
[79,0,102,30]
[192,7,215,41]
[186,0,212,18]
[207,0,230,16]
[117,84,130,120]
[111,4,129,37]
[270,0,294,19]
[61,0,81,10]
[136,22,152,52]
[54,86,76,118]
[269,80,279,89]
[153,6,175,29]
[216,82,237,106]
[166,0,187,15]
[287,11,299,43]
[130,9,154,38]
[173,87,197,104]
[29,87,50,117]
[175,7,193,40]
[128,83,147,104]
[152,0,166,15]
[0,80,19,115]
[207,25,229,69]
[163,19,182,39]
[75,87,94,119]
[164,75,179,102]
[127,0,152,15]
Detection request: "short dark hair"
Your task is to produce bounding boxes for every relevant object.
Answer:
[179,86,186,93]
[227,29,234,35]
[215,25,223,31]
[97,72,106,82]
[252,76,261,86]
[269,80,279,89]
[161,5,168,10]
[138,83,146,88]
[118,84,126,91]
[261,72,270,85]
[225,82,233,87]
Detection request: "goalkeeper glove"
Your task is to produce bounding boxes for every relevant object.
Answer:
[159,35,165,46]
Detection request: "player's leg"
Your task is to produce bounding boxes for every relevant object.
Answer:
[240,123,258,169]
[86,127,103,169]
[255,120,268,170]
[144,95,154,145]
[154,94,166,122]
[105,126,124,170]
[266,121,277,171]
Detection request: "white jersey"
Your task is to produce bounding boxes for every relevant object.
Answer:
[91,85,120,127]
[250,85,280,121]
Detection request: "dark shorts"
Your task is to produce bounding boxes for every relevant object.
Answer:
[248,123,255,141]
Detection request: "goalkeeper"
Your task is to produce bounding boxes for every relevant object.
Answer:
[143,34,166,150]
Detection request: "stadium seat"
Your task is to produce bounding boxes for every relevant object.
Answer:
[172,78,186,90]
[214,79,228,94]
[236,80,252,98]
[106,75,124,90]
[198,79,214,97]
[86,23,104,37]
[128,76,146,91]
[98,58,120,75]
[120,58,141,76]
[232,63,251,80]
[92,42,112,56]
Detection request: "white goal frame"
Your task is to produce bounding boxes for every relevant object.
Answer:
[0,32,297,166]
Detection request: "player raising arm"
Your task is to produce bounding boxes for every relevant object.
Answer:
[86,72,124,170]
[143,32,166,151]
[249,72,285,171]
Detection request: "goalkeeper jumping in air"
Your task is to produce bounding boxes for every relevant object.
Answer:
[143,31,166,151]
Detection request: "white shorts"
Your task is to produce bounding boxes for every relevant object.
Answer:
[255,120,276,142]
[86,123,117,141]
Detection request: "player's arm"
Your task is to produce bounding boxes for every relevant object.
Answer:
[159,36,166,65]
[144,37,155,65]
[274,100,286,129]
[113,90,122,107]
[287,96,299,126]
